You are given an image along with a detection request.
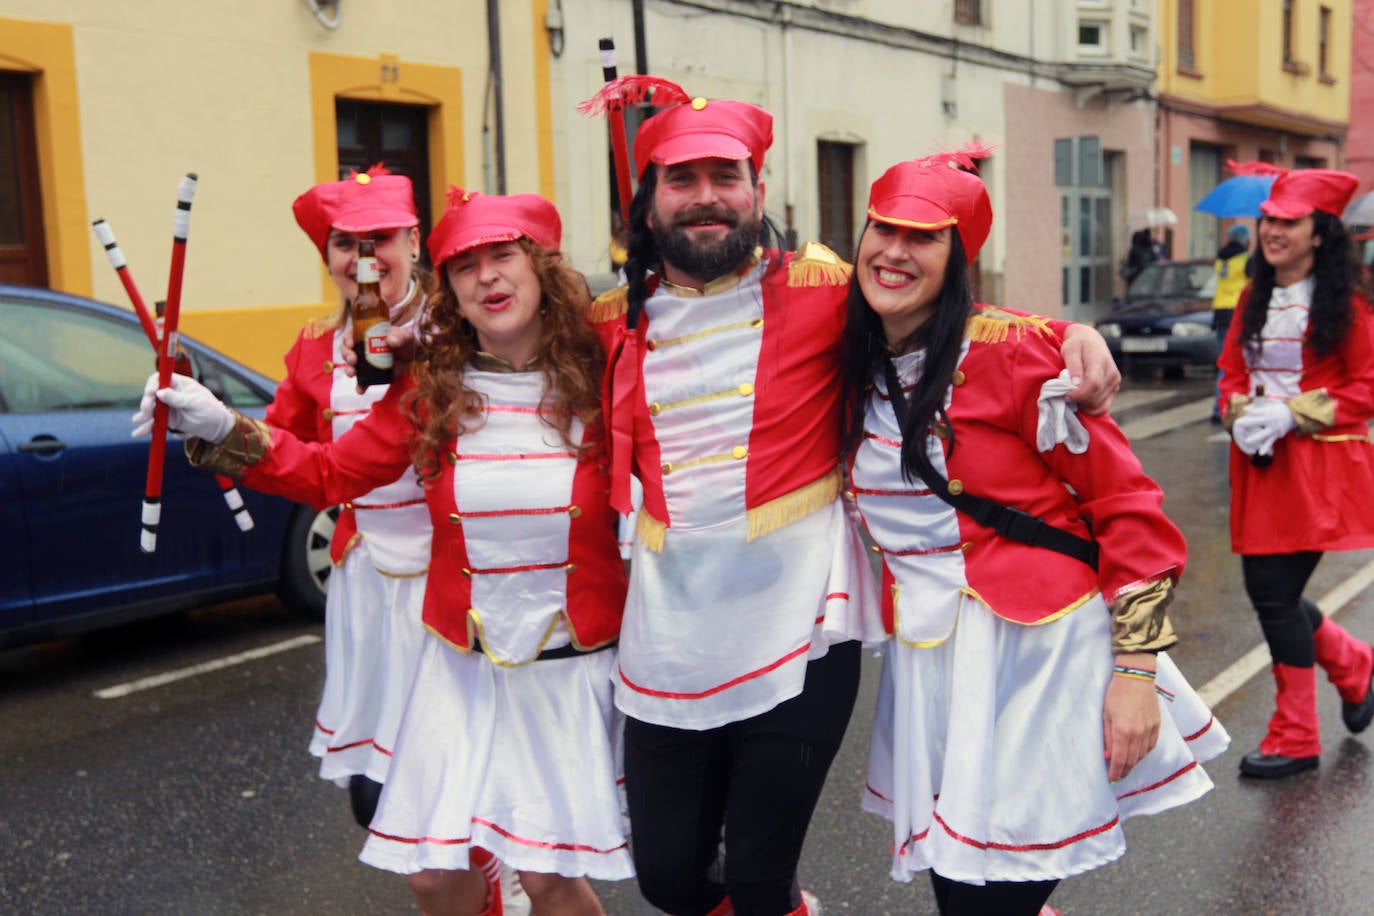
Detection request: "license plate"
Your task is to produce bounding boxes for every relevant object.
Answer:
[1121,337,1168,353]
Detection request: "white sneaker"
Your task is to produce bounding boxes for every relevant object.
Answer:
[801,889,823,916]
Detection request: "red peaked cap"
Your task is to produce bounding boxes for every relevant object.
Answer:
[866,143,995,264]
[1260,168,1360,220]
[427,188,562,269]
[630,87,772,179]
[292,164,419,258]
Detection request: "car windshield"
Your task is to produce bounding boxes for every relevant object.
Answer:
[1127,262,1217,300]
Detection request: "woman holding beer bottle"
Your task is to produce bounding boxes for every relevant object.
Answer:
[272,166,434,827]
[1219,167,1374,779]
[135,190,631,915]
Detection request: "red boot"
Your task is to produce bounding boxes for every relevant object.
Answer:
[1240,663,1321,778]
[1312,617,1374,732]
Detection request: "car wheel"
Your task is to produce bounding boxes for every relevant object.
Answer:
[277,504,337,621]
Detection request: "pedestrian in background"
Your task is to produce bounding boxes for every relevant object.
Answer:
[1120,227,1160,287]
[1220,167,1374,779]
[1211,223,1252,422]
[845,147,1227,916]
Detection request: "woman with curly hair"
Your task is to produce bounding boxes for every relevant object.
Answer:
[135,191,631,915]
[1220,168,1374,779]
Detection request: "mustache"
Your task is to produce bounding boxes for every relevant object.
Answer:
[671,206,739,229]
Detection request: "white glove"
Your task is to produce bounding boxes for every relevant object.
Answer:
[1036,369,1090,454]
[1232,398,1297,457]
[131,372,235,442]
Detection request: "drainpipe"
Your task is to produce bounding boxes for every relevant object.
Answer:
[486,0,507,194]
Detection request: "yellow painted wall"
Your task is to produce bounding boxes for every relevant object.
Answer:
[1160,0,1350,126]
[0,1,557,376]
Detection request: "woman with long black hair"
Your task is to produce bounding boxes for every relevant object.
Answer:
[1220,168,1374,779]
[843,147,1228,916]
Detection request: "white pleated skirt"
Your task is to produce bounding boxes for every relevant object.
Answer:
[307,544,428,785]
[359,634,634,881]
[861,594,1229,884]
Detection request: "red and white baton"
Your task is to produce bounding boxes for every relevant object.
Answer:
[92,215,255,536]
[140,173,197,553]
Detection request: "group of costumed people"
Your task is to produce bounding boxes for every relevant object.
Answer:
[144,72,1374,916]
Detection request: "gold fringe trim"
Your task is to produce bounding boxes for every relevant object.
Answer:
[1314,433,1371,442]
[587,286,629,323]
[332,532,363,568]
[788,242,852,288]
[746,468,841,542]
[963,309,1055,346]
[636,509,667,554]
[1287,388,1335,434]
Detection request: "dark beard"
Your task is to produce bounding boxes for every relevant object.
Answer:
[652,208,761,282]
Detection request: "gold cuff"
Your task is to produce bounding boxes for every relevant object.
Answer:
[1287,389,1335,435]
[1221,395,1252,434]
[1109,576,1178,654]
[185,411,271,478]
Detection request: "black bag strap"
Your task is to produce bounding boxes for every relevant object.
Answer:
[881,357,1099,571]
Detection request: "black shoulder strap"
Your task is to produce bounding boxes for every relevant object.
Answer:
[881,357,1099,571]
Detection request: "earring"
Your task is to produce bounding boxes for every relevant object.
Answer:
[411,251,420,263]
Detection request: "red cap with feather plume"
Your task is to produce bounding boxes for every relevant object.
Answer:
[291,164,419,259]
[581,75,772,179]
[866,142,996,263]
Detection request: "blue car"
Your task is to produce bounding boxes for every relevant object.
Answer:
[0,284,333,649]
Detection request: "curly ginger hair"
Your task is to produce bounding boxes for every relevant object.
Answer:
[402,238,605,483]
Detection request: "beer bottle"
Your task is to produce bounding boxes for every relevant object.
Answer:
[351,237,393,388]
[155,299,193,377]
[1250,384,1273,468]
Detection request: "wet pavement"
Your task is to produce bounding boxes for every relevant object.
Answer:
[4,374,1374,915]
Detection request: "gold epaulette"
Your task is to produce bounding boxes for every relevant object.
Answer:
[788,242,852,288]
[963,308,1056,346]
[305,313,341,339]
[587,286,629,324]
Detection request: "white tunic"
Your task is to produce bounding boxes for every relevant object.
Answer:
[615,265,882,730]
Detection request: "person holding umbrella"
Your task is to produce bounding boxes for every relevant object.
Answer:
[1219,167,1374,779]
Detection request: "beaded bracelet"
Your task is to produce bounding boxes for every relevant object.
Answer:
[1112,664,1157,683]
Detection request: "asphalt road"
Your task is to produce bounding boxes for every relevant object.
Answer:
[5,374,1374,915]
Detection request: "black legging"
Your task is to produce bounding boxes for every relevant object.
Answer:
[349,774,383,829]
[1241,552,1325,666]
[624,641,862,916]
[929,871,1058,916]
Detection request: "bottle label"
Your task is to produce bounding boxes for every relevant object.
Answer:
[357,256,380,284]
[364,320,393,369]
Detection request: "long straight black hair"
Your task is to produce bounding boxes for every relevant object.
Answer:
[1240,210,1359,359]
[839,226,973,485]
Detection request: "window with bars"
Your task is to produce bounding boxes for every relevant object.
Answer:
[1283,0,1295,63]
[1320,6,1332,77]
[1178,0,1196,70]
[954,0,982,26]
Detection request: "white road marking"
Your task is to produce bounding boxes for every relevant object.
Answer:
[1110,389,1181,413]
[93,634,321,700]
[1196,558,1374,708]
[1118,397,1215,441]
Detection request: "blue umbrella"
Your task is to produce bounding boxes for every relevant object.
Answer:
[1194,174,1277,217]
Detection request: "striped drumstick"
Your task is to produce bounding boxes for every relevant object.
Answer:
[599,38,634,226]
[141,173,198,554]
[96,214,255,533]
[91,219,159,348]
